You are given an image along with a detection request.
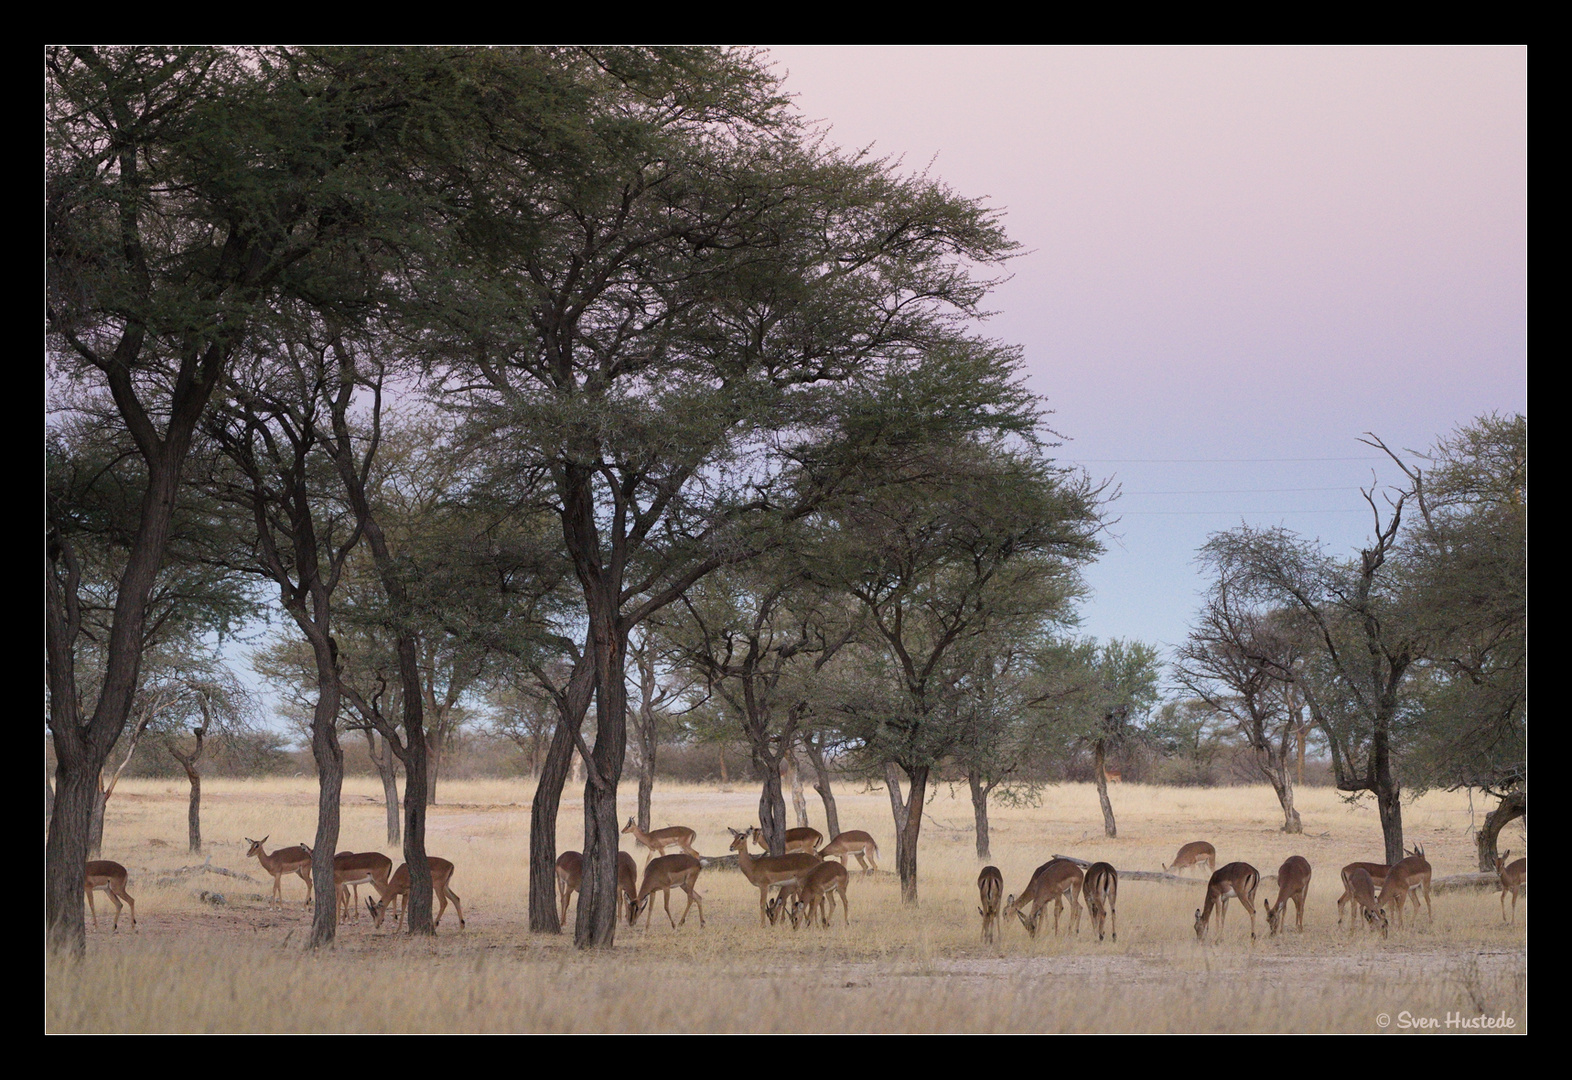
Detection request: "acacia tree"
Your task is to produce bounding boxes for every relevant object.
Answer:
[430,48,1032,946]
[1208,500,1420,865]
[1176,568,1307,833]
[821,443,1102,901]
[1372,416,1526,867]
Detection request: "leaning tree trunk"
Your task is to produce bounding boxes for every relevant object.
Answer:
[892,764,929,904]
[528,656,595,934]
[1373,733,1405,865]
[1093,741,1117,838]
[308,683,345,950]
[1260,744,1302,834]
[788,750,810,829]
[803,736,840,839]
[365,730,400,846]
[968,772,994,859]
[1477,789,1526,870]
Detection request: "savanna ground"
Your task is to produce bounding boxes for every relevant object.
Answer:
[46,778,1527,1033]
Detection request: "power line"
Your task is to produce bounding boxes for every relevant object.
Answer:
[1066,456,1386,463]
[1123,486,1362,495]
[1114,508,1369,516]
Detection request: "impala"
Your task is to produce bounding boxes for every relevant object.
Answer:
[333,851,393,923]
[1163,841,1216,877]
[819,830,880,874]
[977,866,1003,944]
[84,860,136,932]
[1495,851,1527,924]
[245,836,313,910]
[1376,845,1432,929]
[1003,858,1084,938]
[365,857,465,930]
[557,851,640,926]
[728,827,822,926]
[1194,862,1260,941]
[1083,862,1118,943]
[748,825,823,855]
[788,860,850,928]
[1335,862,1391,924]
[622,818,700,863]
[1263,856,1312,935]
[631,853,705,929]
[1341,865,1388,936]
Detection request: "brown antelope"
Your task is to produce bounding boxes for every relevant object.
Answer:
[1102,769,1122,784]
[332,851,393,923]
[1194,862,1261,940]
[622,818,700,863]
[84,860,136,932]
[1083,862,1118,943]
[1004,858,1084,938]
[788,860,850,928]
[557,850,640,926]
[1341,865,1389,936]
[245,836,313,910]
[749,825,823,855]
[1164,841,1216,877]
[1335,862,1391,924]
[364,857,465,930]
[728,827,822,926]
[631,853,705,929]
[819,830,881,873]
[1376,844,1432,929]
[1263,855,1312,935]
[978,866,1004,944]
[1495,851,1527,924]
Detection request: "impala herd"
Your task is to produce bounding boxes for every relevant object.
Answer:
[85,825,1526,942]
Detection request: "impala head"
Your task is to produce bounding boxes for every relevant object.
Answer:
[1495,850,1510,874]
[1363,906,1389,936]
[787,897,808,930]
[1194,907,1206,939]
[245,836,269,857]
[1263,899,1282,936]
[622,818,637,835]
[727,829,750,854]
[765,895,789,926]
[366,896,389,928]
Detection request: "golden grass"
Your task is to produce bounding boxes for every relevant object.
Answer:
[49,778,1528,1033]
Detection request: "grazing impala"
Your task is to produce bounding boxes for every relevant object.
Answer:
[84,860,136,932]
[728,828,822,926]
[788,860,850,928]
[333,851,393,923]
[1341,866,1388,936]
[631,854,705,929]
[978,866,1004,944]
[1083,862,1118,943]
[1004,858,1084,938]
[1264,856,1312,935]
[1164,841,1216,877]
[622,818,700,863]
[365,857,465,931]
[819,830,880,874]
[1495,851,1527,924]
[1194,862,1261,940]
[245,836,313,909]
[1376,845,1432,929]
[1335,862,1390,924]
[557,851,640,926]
[749,826,824,855]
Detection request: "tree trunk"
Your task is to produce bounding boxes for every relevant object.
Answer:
[528,656,594,934]
[968,772,992,859]
[186,769,203,853]
[803,736,840,839]
[397,634,434,937]
[755,745,788,857]
[893,764,928,904]
[789,750,810,829]
[718,746,729,785]
[45,772,54,834]
[365,730,401,846]
[87,784,107,859]
[1259,743,1302,834]
[44,764,94,954]
[425,730,442,808]
[1374,735,1404,865]
[1093,741,1117,838]
[1476,790,1526,870]
[576,611,628,950]
[308,640,345,950]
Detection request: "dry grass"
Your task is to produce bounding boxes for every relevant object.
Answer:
[47,778,1528,1033]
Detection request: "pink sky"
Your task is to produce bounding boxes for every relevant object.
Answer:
[767,46,1527,655]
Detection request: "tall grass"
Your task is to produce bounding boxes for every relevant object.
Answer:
[50,779,1527,1033]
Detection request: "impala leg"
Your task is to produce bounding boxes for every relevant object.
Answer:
[119,884,136,931]
[298,866,313,908]
[86,887,99,929]
[1294,891,1306,932]
[663,887,677,929]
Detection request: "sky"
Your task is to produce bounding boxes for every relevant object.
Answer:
[764,46,1527,662]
